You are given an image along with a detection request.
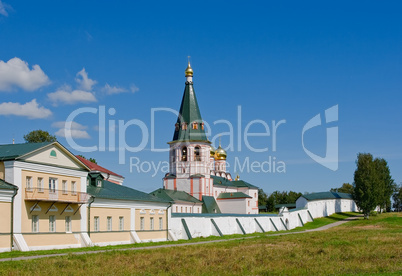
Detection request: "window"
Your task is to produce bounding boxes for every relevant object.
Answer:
[32,215,39,233]
[37,178,43,192]
[119,217,124,231]
[182,123,187,130]
[71,181,76,195]
[26,176,32,191]
[185,207,187,213]
[49,216,56,232]
[62,180,68,194]
[86,178,90,186]
[175,123,179,131]
[150,217,154,230]
[49,178,56,193]
[201,123,204,130]
[107,217,112,231]
[65,216,71,233]
[192,122,198,130]
[175,206,178,213]
[248,201,250,207]
[94,216,99,232]
[50,150,57,157]
[194,146,201,161]
[181,147,187,161]
[159,217,163,230]
[181,207,183,213]
[97,179,102,187]
[140,217,145,230]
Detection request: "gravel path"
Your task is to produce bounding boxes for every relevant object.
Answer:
[0,216,359,262]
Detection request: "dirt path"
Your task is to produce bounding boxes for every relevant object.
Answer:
[0,216,359,262]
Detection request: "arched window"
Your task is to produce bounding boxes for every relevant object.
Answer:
[181,147,187,161]
[192,122,198,130]
[182,123,187,130]
[175,123,179,131]
[194,146,201,161]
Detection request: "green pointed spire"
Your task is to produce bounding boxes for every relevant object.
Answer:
[170,63,209,143]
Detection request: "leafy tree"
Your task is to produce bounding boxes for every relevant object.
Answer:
[353,153,394,219]
[78,155,97,164]
[265,190,302,212]
[258,188,268,207]
[374,158,395,212]
[24,130,56,143]
[330,183,354,194]
[392,184,402,212]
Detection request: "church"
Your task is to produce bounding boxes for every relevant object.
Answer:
[151,62,259,215]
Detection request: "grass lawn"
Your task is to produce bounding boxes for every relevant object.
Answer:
[0,212,400,275]
[0,212,357,260]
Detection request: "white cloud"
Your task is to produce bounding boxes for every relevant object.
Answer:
[48,88,97,105]
[0,99,52,119]
[53,121,90,139]
[0,57,50,91]
[52,121,87,130]
[0,1,10,17]
[75,68,97,91]
[130,84,139,93]
[102,83,127,94]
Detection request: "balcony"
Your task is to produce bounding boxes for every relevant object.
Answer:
[25,188,89,203]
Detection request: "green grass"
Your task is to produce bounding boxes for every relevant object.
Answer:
[0,212,400,275]
[0,212,360,260]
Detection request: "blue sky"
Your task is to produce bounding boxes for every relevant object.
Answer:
[0,1,401,194]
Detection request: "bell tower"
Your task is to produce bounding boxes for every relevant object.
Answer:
[163,60,213,199]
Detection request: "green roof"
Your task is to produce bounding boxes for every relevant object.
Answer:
[0,179,18,190]
[211,175,258,189]
[301,192,353,201]
[87,181,169,203]
[0,142,52,161]
[202,196,221,214]
[171,80,209,143]
[217,192,251,199]
[150,188,202,204]
[274,203,296,209]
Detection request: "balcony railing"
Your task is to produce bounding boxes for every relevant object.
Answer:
[25,188,89,203]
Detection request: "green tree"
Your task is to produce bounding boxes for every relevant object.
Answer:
[353,153,394,219]
[374,158,395,212]
[258,188,268,207]
[78,155,97,164]
[330,183,354,194]
[353,153,378,219]
[392,184,402,212]
[24,130,57,143]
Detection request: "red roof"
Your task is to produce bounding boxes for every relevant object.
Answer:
[76,155,123,178]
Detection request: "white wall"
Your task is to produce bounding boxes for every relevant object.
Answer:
[296,197,358,219]
[169,209,313,240]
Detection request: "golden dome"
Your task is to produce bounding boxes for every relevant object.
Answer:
[185,61,193,76]
[210,146,216,157]
[214,145,227,160]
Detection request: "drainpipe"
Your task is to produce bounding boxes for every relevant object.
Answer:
[10,187,18,251]
[166,202,172,241]
[87,196,95,237]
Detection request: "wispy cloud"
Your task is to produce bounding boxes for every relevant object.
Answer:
[102,83,127,94]
[0,99,52,119]
[75,68,97,91]
[52,121,90,139]
[0,57,50,91]
[0,1,10,17]
[130,84,139,93]
[48,87,97,105]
